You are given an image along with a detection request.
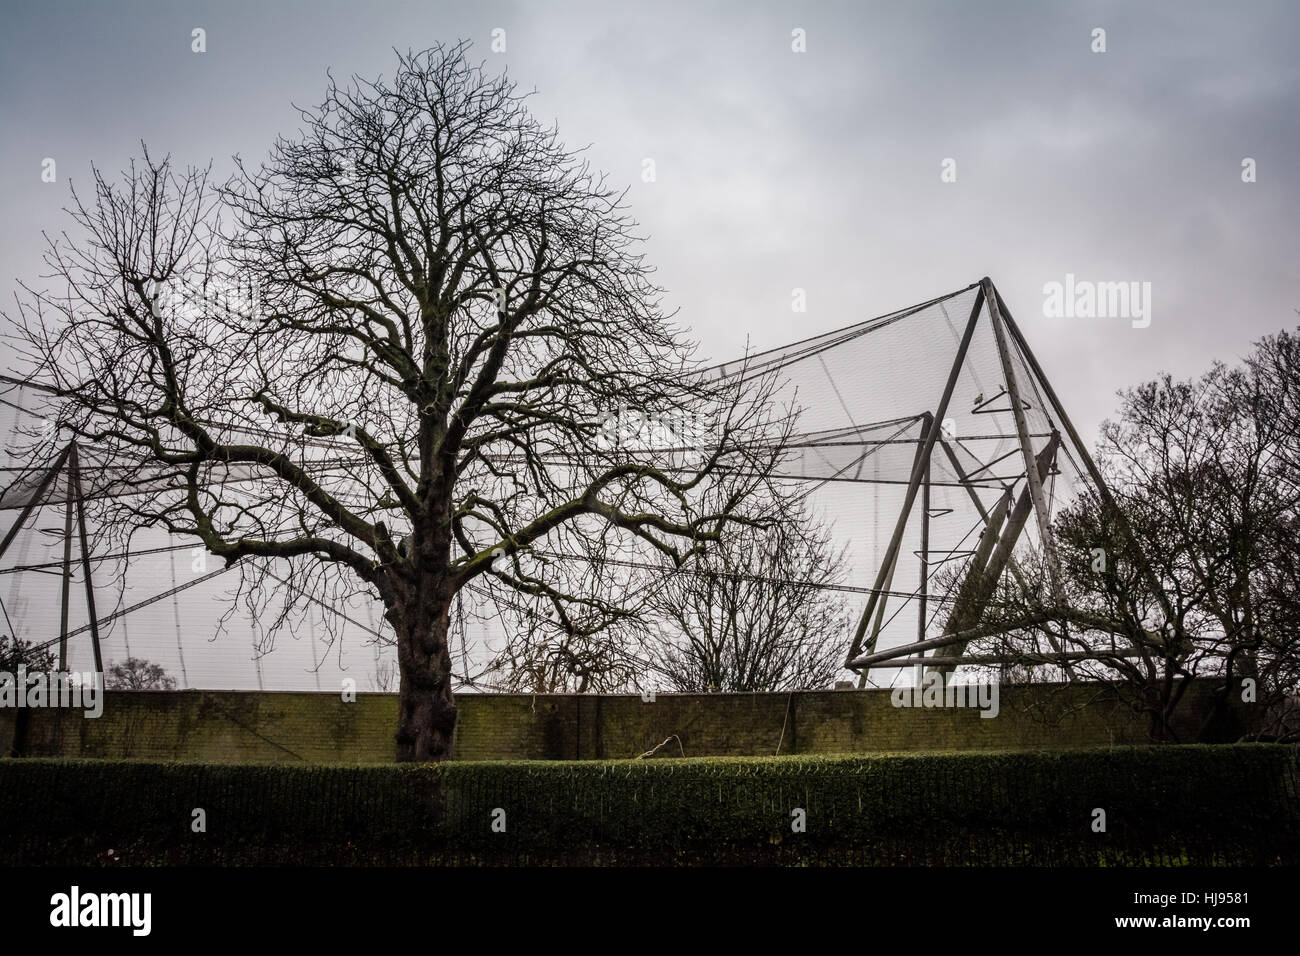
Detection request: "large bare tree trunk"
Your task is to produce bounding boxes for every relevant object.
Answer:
[392,594,458,762]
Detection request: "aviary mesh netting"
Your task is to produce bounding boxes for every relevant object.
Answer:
[0,281,1096,690]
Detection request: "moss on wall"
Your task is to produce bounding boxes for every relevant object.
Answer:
[0,679,1242,764]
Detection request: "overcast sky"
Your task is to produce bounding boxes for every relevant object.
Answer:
[2,0,1297,446]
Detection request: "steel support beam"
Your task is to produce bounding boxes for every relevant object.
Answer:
[942,433,1067,657]
[0,444,73,561]
[992,284,1177,627]
[862,647,1146,669]
[846,289,985,667]
[849,615,1056,669]
[58,484,74,671]
[919,416,931,643]
[982,277,1064,601]
[68,444,103,675]
[856,425,928,687]
[930,433,1060,673]
[929,490,1011,660]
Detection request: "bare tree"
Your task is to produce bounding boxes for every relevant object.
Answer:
[648,492,851,692]
[105,657,177,691]
[484,606,643,694]
[4,43,787,760]
[969,329,1300,741]
[0,634,54,673]
[481,530,656,693]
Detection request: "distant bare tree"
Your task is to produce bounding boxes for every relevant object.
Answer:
[485,606,642,693]
[105,657,177,691]
[482,530,654,693]
[648,493,851,692]
[4,43,788,760]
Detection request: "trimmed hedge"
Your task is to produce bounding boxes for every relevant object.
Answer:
[1,745,1296,865]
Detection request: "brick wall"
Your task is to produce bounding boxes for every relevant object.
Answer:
[1,679,1242,763]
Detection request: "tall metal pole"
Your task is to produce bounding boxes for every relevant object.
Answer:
[855,420,934,687]
[68,444,103,675]
[919,416,931,643]
[58,484,74,672]
[168,548,189,688]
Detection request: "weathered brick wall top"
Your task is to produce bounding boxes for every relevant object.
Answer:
[1,679,1243,764]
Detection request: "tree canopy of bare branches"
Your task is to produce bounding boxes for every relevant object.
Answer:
[5,43,789,760]
[648,492,851,692]
[968,327,1300,741]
